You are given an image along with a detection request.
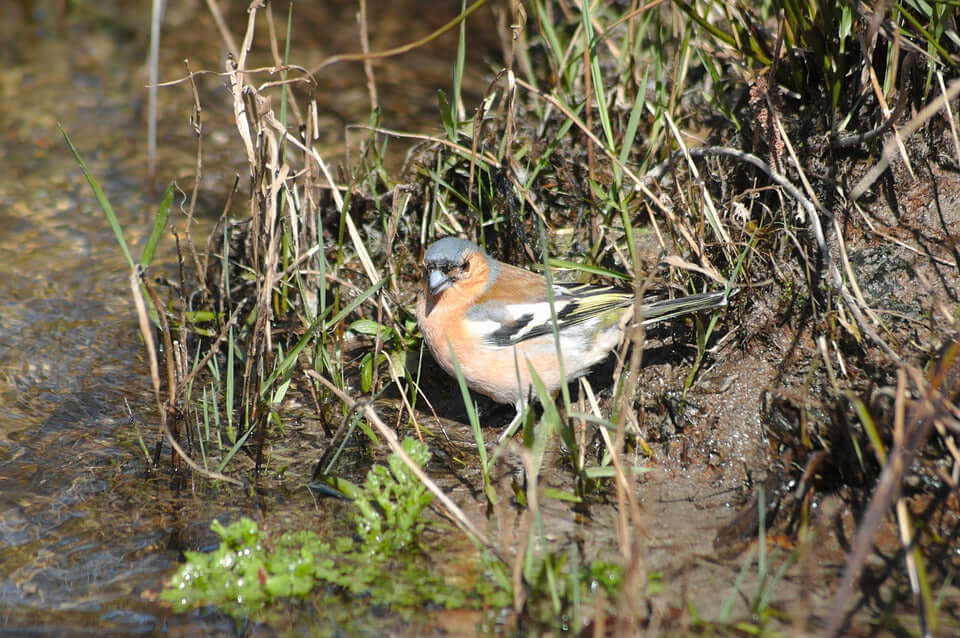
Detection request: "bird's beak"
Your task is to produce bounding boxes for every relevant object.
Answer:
[428,269,452,296]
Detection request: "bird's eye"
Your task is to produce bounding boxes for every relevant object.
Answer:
[462,260,471,272]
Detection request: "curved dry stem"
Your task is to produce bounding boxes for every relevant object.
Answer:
[307,0,489,76]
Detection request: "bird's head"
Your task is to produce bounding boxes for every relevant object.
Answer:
[421,237,499,298]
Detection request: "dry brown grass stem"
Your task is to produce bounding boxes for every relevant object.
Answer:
[182,60,207,298]
[306,0,489,76]
[664,110,733,246]
[130,269,161,419]
[584,378,649,635]
[203,0,239,60]
[851,76,960,200]
[359,124,501,168]
[605,260,659,633]
[936,71,960,168]
[514,77,643,185]
[358,0,378,112]
[152,65,311,90]
[264,4,304,127]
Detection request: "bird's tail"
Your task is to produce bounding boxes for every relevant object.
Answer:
[638,289,736,325]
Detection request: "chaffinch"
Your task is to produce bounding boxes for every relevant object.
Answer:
[416,237,731,438]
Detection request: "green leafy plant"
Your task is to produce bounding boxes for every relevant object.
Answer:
[162,517,336,618]
[353,436,434,553]
[162,438,469,619]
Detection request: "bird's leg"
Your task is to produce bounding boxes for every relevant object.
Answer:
[496,400,527,443]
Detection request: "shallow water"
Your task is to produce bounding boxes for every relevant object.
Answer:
[0,4,236,634]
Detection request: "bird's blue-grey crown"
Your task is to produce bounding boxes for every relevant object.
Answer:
[423,237,482,268]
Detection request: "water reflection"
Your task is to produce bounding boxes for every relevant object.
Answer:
[0,0,495,633]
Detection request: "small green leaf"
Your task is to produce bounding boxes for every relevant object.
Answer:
[360,351,374,393]
[141,184,173,268]
[349,318,382,336]
[541,487,582,503]
[184,310,218,323]
[437,89,455,140]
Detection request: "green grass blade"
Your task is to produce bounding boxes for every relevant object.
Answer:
[452,0,466,127]
[618,80,646,167]
[59,123,136,271]
[447,343,496,505]
[141,183,173,268]
[580,0,615,150]
[546,258,629,280]
[279,0,293,128]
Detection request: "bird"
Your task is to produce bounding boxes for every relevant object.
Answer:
[415,236,733,440]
